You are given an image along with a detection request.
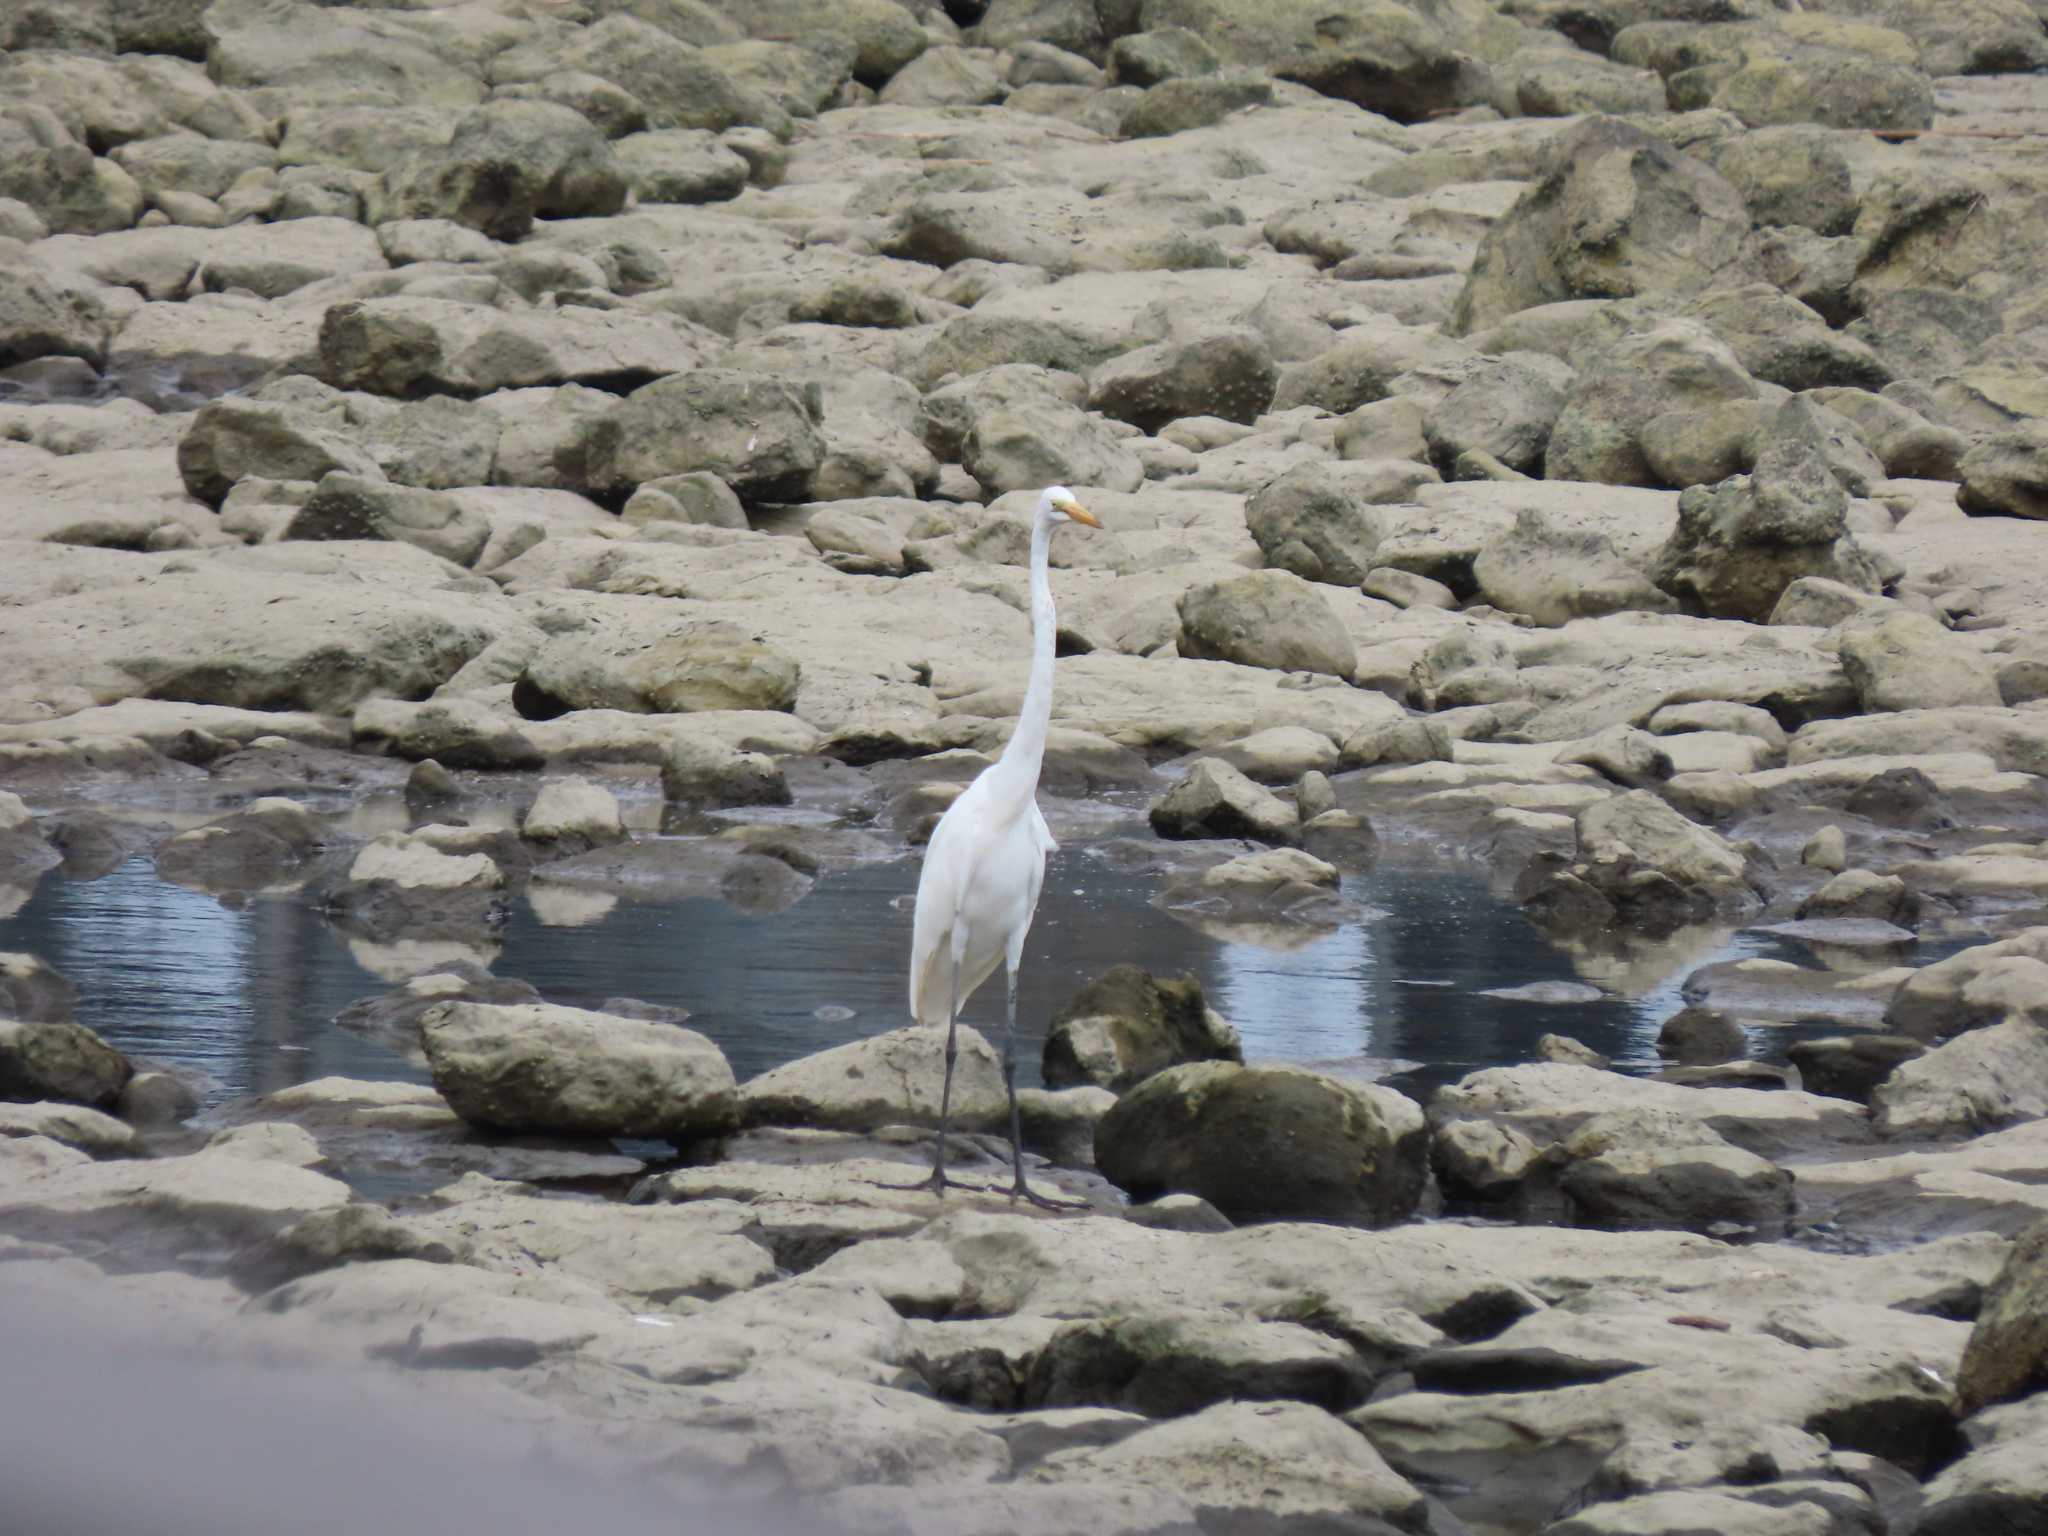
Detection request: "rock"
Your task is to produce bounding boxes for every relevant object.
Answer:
[176,397,381,509]
[1556,725,1675,789]
[0,1018,131,1108]
[520,778,624,852]
[371,101,627,242]
[1342,716,1452,768]
[1435,1062,1868,1158]
[1873,1021,2048,1140]
[1025,1312,1374,1417]
[1956,1218,2048,1414]
[524,617,800,716]
[1798,869,1916,927]
[318,296,714,399]
[962,395,1144,500]
[421,1000,737,1142]
[1432,1117,1547,1205]
[1175,570,1355,680]
[612,128,748,205]
[1016,1085,1116,1168]
[284,472,491,568]
[1030,1399,1426,1531]
[333,831,506,939]
[1474,512,1679,630]
[1148,759,1300,848]
[1043,965,1241,1094]
[1425,354,1571,477]
[1271,317,1473,415]
[1701,126,1857,236]
[1915,1394,2048,1536]
[1837,609,2001,713]
[0,953,77,1024]
[351,697,542,771]
[1095,1062,1427,1227]
[494,15,791,136]
[878,47,1003,108]
[1245,461,1434,587]
[1122,73,1276,138]
[1562,1137,1794,1236]
[1538,1034,1611,1069]
[1786,1035,1926,1106]
[0,260,104,372]
[660,735,792,809]
[1958,423,2048,521]
[1652,398,1885,622]
[1767,576,1891,629]
[1108,28,1219,86]
[154,798,326,893]
[1656,1007,1748,1066]
[587,368,824,503]
[1086,329,1276,435]
[227,1201,458,1294]
[1578,789,1749,892]
[0,1099,142,1159]
[1545,318,1758,487]
[1885,931,2048,1042]
[1800,825,1847,871]
[739,1025,1007,1133]
[623,472,748,531]
[1451,117,1759,337]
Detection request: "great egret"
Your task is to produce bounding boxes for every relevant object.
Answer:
[902,484,1100,1207]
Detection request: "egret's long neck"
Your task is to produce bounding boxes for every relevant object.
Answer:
[987,513,1057,808]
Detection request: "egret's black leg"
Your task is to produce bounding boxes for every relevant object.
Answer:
[878,923,993,1197]
[1003,965,1087,1212]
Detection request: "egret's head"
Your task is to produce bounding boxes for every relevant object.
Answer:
[1040,485,1101,528]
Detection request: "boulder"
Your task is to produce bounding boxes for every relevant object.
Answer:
[1095,1061,1428,1227]
[1786,1035,1926,1105]
[1149,759,1301,847]
[1175,570,1356,680]
[372,100,626,241]
[176,397,382,508]
[0,1018,131,1107]
[1956,1218,2048,1415]
[1652,398,1886,622]
[962,396,1144,500]
[332,831,506,939]
[493,15,791,135]
[1562,1135,1794,1235]
[0,952,76,1024]
[523,617,800,716]
[612,128,748,205]
[739,1025,1007,1133]
[154,797,326,893]
[1873,1020,2048,1140]
[1885,931,2048,1041]
[1025,1312,1373,1417]
[659,735,792,809]
[1086,329,1276,434]
[520,778,624,852]
[1656,1007,1747,1065]
[1245,461,1434,586]
[1957,423,2048,521]
[284,472,492,568]
[1545,318,1758,487]
[587,369,824,502]
[1451,117,1759,336]
[421,1000,737,1141]
[1424,354,1571,476]
[1043,964,1242,1093]
[1471,509,1675,628]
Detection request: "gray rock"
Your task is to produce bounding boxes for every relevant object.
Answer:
[1798,869,1917,927]
[1043,964,1242,1094]
[373,100,626,243]
[962,395,1144,500]
[1700,125,1857,236]
[1176,570,1356,679]
[422,1000,738,1142]
[740,1024,1006,1133]
[0,1018,132,1108]
[1245,461,1434,586]
[1452,116,1759,337]
[1473,509,1676,628]
[1656,1007,1747,1066]
[1563,1138,1793,1235]
[1432,1116,1547,1205]
[155,798,326,893]
[588,368,824,502]
[1958,423,2048,521]
[284,472,491,568]
[1122,73,1274,138]
[1107,27,1219,86]
[1652,397,1885,621]
[1874,1020,2048,1140]
[1885,931,2048,1041]
[1546,318,1758,487]
[1096,1061,1428,1227]
[176,397,381,509]
[1086,328,1275,434]
[1839,609,2001,713]
[0,953,77,1025]
[1149,759,1300,847]
[1786,1035,1925,1106]
[364,395,500,490]
[0,1100,142,1159]
[1424,353,1571,476]
[493,15,792,136]
[1026,1311,1373,1417]
[351,698,543,772]
[1957,1217,2048,1414]
[613,128,748,204]
[660,736,792,809]
[524,617,800,715]
[521,778,624,852]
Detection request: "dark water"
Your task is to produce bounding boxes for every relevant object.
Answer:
[0,834,1778,1111]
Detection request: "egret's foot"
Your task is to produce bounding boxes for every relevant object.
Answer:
[873,1168,997,1198]
[1009,1177,1089,1213]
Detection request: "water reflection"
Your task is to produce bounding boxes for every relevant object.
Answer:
[0,844,1784,1110]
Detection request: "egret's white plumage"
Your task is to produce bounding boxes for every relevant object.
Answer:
[902,484,1098,1201]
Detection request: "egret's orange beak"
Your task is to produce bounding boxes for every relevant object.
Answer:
[1064,502,1101,529]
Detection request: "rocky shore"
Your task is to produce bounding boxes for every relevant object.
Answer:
[5,0,2048,1531]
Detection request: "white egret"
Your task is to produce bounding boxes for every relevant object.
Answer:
[901,484,1100,1206]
